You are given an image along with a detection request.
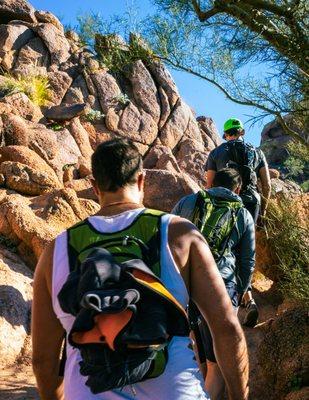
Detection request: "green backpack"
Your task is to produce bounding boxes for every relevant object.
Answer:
[192,191,243,261]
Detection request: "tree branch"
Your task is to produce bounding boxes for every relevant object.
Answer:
[159,56,308,146]
[242,0,292,17]
[191,0,220,21]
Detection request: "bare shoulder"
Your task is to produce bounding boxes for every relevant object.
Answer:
[168,215,207,261]
[168,215,203,242]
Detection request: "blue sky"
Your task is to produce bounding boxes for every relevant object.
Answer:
[31,0,270,146]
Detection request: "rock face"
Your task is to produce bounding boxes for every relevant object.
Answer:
[258,305,309,400]
[0,246,33,369]
[260,117,308,166]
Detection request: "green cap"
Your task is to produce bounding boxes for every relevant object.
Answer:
[223,118,244,132]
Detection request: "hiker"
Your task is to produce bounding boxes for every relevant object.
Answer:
[172,167,255,400]
[206,118,271,327]
[32,139,249,400]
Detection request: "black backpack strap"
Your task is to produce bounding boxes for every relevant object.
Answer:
[192,191,207,230]
[59,334,67,376]
[217,207,242,262]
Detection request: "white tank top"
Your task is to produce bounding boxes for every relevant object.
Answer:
[52,208,209,400]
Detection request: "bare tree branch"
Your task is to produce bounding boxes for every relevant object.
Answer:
[190,0,220,22]
[159,55,308,146]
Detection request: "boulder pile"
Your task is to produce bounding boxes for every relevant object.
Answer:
[0,2,307,399]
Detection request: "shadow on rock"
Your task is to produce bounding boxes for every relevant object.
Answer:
[0,285,31,333]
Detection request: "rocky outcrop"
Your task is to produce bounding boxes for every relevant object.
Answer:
[144,169,200,212]
[260,117,308,166]
[258,305,308,400]
[0,0,36,24]
[0,246,33,368]
[0,188,99,263]
[0,3,307,399]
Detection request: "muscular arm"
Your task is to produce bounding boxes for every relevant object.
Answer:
[259,165,271,216]
[32,241,65,400]
[206,170,216,188]
[169,218,249,400]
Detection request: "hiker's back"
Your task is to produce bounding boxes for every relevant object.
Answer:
[206,139,264,200]
[52,208,208,400]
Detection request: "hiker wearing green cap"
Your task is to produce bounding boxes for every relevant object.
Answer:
[205,118,271,328]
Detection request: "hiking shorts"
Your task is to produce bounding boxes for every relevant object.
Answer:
[190,281,238,364]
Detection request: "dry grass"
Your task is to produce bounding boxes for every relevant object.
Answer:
[0,74,50,106]
[264,198,309,304]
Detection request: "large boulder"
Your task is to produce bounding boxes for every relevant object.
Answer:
[44,103,87,122]
[0,145,60,184]
[260,117,308,166]
[0,188,99,261]
[0,0,36,24]
[127,60,161,123]
[144,169,200,212]
[197,116,222,150]
[159,99,191,149]
[0,92,43,122]
[47,70,73,105]
[258,305,308,400]
[0,161,61,195]
[0,23,34,70]
[176,138,207,186]
[35,22,71,66]
[14,37,50,75]
[0,246,32,368]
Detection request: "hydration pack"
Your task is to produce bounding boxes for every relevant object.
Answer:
[226,141,258,193]
[58,209,189,394]
[192,191,242,261]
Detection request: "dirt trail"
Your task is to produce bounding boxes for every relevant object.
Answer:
[240,275,281,400]
[0,365,38,400]
[0,275,279,400]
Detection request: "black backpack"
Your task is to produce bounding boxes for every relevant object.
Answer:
[58,211,189,394]
[226,141,258,192]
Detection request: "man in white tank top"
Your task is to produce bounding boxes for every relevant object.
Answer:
[32,139,249,400]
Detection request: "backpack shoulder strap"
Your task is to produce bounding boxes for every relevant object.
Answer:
[192,190,213,230]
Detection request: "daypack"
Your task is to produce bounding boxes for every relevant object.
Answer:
[226,140,258,193]
[192,191,243,262]
[58,209,189,394]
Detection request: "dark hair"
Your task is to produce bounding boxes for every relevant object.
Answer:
[212,168,242,191]
[91,138,142,192]
[224,128,243,137]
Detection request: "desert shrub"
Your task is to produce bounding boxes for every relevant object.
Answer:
[264,199,309,304]
[94,34,156,73]
[0,74,50,106]
[113,93,130,106]
[300,180,309,192]
[83,109,104,122]
[49,123,64,131]
[283,141,309,182]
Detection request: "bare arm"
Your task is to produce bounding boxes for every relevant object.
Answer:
[169,218,249,400]
[206,169,216,188]
[259,165,271,216]
[32,241,65,400]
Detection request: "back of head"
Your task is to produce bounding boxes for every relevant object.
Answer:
[91,138,142,192]
[212,168,242,192]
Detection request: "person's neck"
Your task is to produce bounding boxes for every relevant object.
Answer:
[95,190,143,216]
